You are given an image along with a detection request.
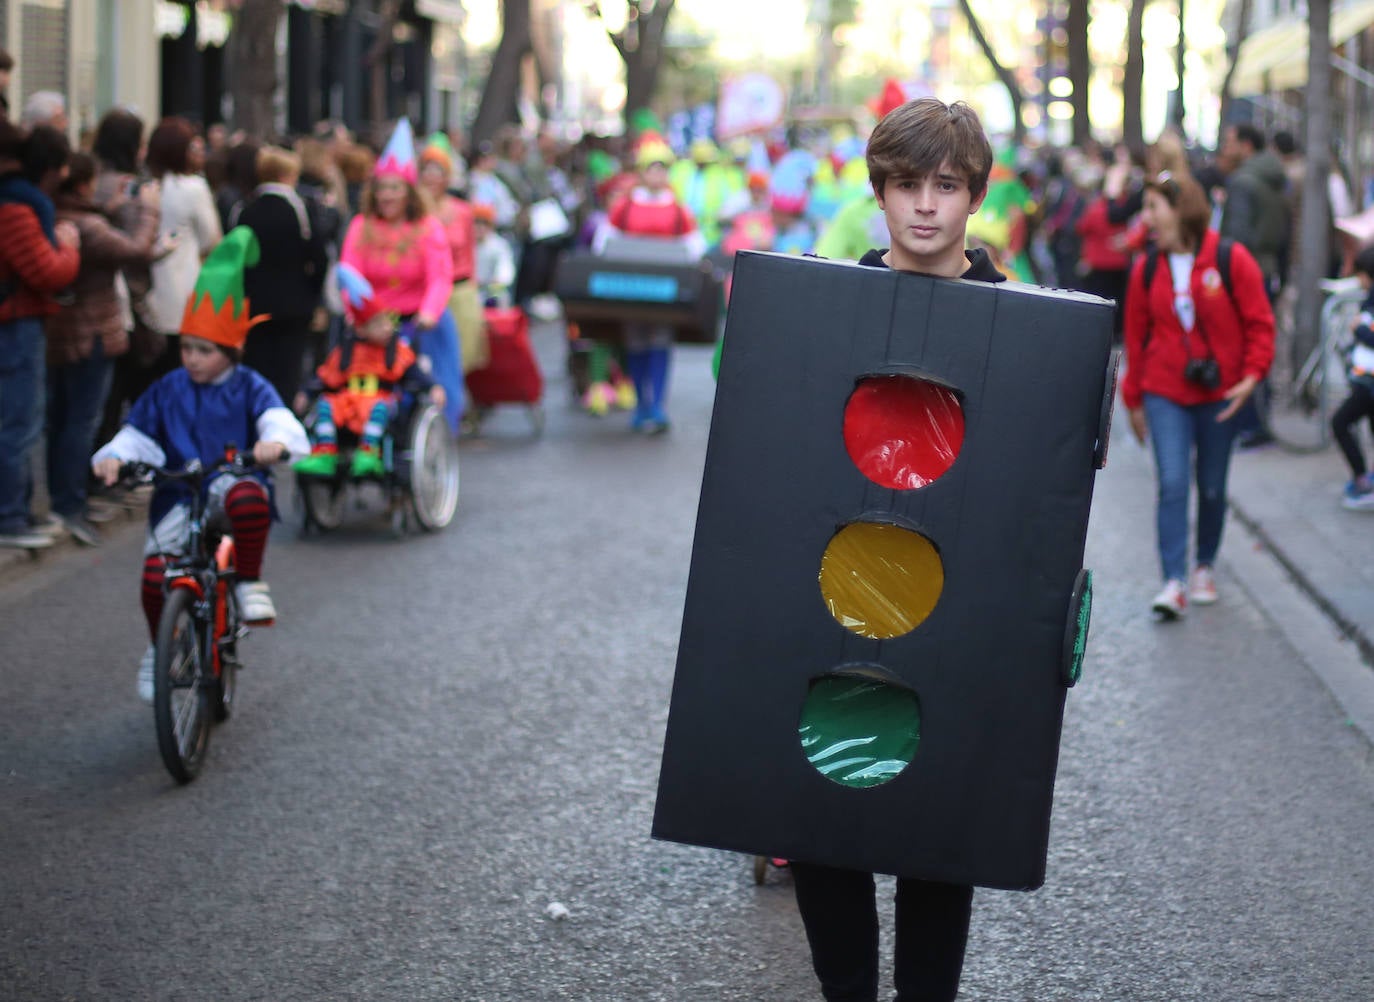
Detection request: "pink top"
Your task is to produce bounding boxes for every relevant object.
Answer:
[340,214,454,320]
[435,195,477,282]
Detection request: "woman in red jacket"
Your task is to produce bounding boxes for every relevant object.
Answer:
[1121,171,1274,620]
[0,123,81,549]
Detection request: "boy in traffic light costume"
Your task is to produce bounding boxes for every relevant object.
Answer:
[92,228,310,704]
[654,99,1116,1001]
[294,263,444,479]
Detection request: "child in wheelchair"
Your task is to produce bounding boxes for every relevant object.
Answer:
[293,263,446,479]
[91,229,310,702]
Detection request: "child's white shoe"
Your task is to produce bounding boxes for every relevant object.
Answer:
[137,645,155,705]
[236,580,276,625]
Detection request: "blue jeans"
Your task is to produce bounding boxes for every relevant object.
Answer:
[0,317,46,534]
[1143,393,1239,582]
[47,340,113,517]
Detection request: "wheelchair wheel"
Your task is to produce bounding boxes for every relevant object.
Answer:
[406,404,459,531]
[300,478,346,532]
[153,588,213,784]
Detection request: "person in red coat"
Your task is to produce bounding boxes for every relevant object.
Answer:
[1074,180,1133,337]
[1121,171,1274,620]
[598,140,706,433]
[0,122,81,548]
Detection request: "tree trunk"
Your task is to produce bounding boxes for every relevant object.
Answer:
[366,0,402,138]
[1067,0,1091,146]
[1218,0,1254,127]
[227,0,283,138]
[1122,0,1147,149]
[1293,0,1332,363]
[600,0,677,133]
[956,0,1025,145]
[471,0,532,146]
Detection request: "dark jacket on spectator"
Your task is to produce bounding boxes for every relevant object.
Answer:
[47,191,160,364]
[0,173,81,322]
[234,183,328,318]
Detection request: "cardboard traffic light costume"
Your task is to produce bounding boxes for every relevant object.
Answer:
[653,251,1116,891]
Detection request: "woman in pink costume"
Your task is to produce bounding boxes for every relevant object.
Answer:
[340,119,462,430]
[419,133,486,374]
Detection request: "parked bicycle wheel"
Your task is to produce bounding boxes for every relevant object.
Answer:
[1271,285,1363,454]
[154,587,213,783]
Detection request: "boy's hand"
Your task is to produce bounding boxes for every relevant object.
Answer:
[414,312,438,331]
[252,441,288,466]
[429,385,447,409]
[93,457,123,486]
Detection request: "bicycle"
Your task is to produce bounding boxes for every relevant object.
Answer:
[1269,276,1366,453]
[122,447,261,783]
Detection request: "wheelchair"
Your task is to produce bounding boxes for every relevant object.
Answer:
[295,391,459,537]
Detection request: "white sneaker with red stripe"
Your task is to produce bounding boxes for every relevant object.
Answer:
[1188,566,1219,605]
[1150,579,1187,621]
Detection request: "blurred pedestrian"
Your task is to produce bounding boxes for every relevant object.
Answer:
[0,49,12,122]
[1122,171,1275,619]
[0,122,81,548]
[236,145,327,406]
[21,91,66,133]
[47,153,163,545]
[420,133,486,373]
[1331,246,1374,510]
[339,119,463,431]
[90,108,161,455]
[215,139,260,233]
[144,117,222,380]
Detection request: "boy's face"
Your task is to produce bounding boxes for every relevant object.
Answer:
[180,336,233,384]
[357,312,394,344]
[876,162,985,278]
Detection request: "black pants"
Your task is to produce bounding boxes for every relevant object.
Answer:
[1332,382,1374,478]
[791,862,973,1002]
[243,313,311,408]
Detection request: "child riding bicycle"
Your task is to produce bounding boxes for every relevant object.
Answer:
[292,263,444,479]
[92,228,309,703]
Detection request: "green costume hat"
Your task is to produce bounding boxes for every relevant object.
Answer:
[179,226,268,350]
[421,130,455,173]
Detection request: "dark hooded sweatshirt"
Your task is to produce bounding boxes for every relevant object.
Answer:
[857,246,1007,284]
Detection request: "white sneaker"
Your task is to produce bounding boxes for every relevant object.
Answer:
[137,645,155,704]
[236,580,277,625]
[1151,579,1188,621]
[1188,566,1218,605]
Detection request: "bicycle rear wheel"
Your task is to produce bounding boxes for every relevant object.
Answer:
[153,587,213,783]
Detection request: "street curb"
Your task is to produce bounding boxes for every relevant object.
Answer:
[1229,497,1374,667]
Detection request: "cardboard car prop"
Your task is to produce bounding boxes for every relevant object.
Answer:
[653,251,1117,890]
[554,236,724,345]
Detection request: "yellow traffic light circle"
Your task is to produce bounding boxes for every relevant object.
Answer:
[818,520,944,640]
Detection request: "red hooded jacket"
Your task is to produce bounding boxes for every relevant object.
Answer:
[1120,229,1274,410]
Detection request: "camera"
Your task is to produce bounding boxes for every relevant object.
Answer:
[1183,357,1221,390]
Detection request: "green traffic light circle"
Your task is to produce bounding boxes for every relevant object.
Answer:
[799,669,921,789]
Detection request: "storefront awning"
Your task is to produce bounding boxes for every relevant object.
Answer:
[1227,0,1374,94]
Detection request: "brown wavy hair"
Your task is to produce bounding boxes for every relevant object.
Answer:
[867,98,994,200]
[1144,171,1211,252]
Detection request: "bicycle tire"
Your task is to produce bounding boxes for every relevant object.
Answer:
[153,587,213,783]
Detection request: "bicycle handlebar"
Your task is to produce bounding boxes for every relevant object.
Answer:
[119,450,277,485]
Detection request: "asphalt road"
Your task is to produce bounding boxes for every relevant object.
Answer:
[2,322,1372,1002]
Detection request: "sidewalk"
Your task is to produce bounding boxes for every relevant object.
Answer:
[1226,440,1374,664]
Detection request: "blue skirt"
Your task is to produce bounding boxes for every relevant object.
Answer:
[404,309,465,432]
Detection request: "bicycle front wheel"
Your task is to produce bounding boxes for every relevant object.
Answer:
[153,587,213,783]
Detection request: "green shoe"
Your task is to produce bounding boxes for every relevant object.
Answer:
[349,447,385,478]
[294,451,338,477]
